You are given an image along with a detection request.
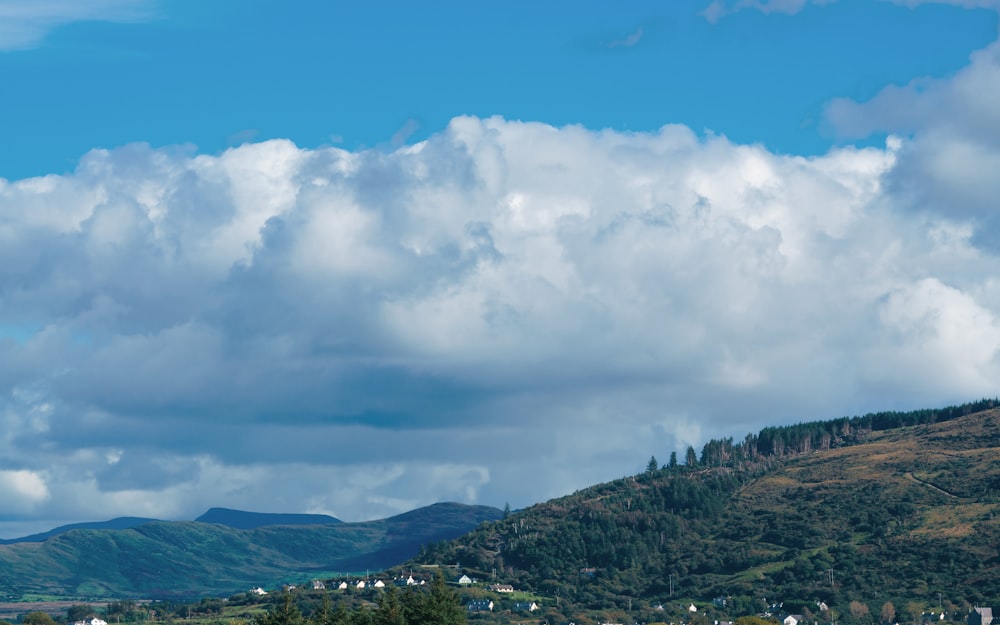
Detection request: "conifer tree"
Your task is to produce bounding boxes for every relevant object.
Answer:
[406,571,466,625]
[253,593,304,625]
[374,586,406,625]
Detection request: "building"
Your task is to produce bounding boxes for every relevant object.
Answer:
[970,608,994,625]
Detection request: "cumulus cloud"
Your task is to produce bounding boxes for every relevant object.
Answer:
[824,40,1000,247]
[0,470,49,513]
[2,85,1000,534]
[0,0,157,50]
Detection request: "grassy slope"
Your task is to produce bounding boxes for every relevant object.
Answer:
[0,503,502,599]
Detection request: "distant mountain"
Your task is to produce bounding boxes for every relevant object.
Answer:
[0,502,502,599]
[0,517,158,545]
[195,508,342,529]
[412,404,1000,613]
[0,507,343,546]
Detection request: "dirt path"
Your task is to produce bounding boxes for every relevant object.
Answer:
[905,472,960,498]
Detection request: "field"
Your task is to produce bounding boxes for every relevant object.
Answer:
[0,601,108,621]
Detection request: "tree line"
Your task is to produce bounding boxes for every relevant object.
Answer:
[649,398,1000,472]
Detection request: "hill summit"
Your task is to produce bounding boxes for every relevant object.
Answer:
[194,508,342,529]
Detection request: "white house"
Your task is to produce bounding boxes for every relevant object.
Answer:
[373,580,385,588]
[467,600,493,612]
[689,604,699,613]
[457,574,473,585]
[784,614,806,625]
[250,587,268,596]
[337,581,348,590]
[970,608,994,625]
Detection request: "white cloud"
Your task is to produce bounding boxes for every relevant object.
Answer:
[701,0,999,22]
[2,87,1000,533]
[870,278,1000,394]
[0,470,49,512]
[824,40,1000,243]
[607,26,644,49]
[0,0,157,50]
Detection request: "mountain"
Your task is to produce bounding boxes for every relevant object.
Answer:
[195,508,342,529]
[411,405,1000,616]
[0,517,158,545]
[0,507,342,545]
[0,502,502,599]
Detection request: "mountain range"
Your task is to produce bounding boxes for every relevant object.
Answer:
[2,400,998,613]
[0,502,502,599]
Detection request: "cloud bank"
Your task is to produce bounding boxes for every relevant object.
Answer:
[2,30,1000,533]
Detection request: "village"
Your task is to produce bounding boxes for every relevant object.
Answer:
[231,573,997,625]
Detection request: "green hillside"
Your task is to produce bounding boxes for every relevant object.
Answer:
[0,502,502,600]
[412,405,1000,617]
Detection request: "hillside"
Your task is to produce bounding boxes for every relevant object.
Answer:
[0,502,502,599]
[412,407,1000,615]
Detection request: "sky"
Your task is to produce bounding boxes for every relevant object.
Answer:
[1,0,999,538]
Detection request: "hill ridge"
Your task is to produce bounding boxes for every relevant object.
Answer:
[410,406,1000,611]
[194,508,343,529]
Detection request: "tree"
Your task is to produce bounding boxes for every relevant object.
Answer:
[881,602,896,625]
[669,451,678,469]
[647,456,659,473]
[68,606,96,623]
[311,594,332,625]
[22,613,57,625]
[502,502,511,519]
[407,571,465,625]
[374,586,406,625]
[685,445,698,467]
[849,601,870,620]
[252,594,304,625]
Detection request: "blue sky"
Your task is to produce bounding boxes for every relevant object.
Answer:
[2,0,994,178]
[1,0,1000,537]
